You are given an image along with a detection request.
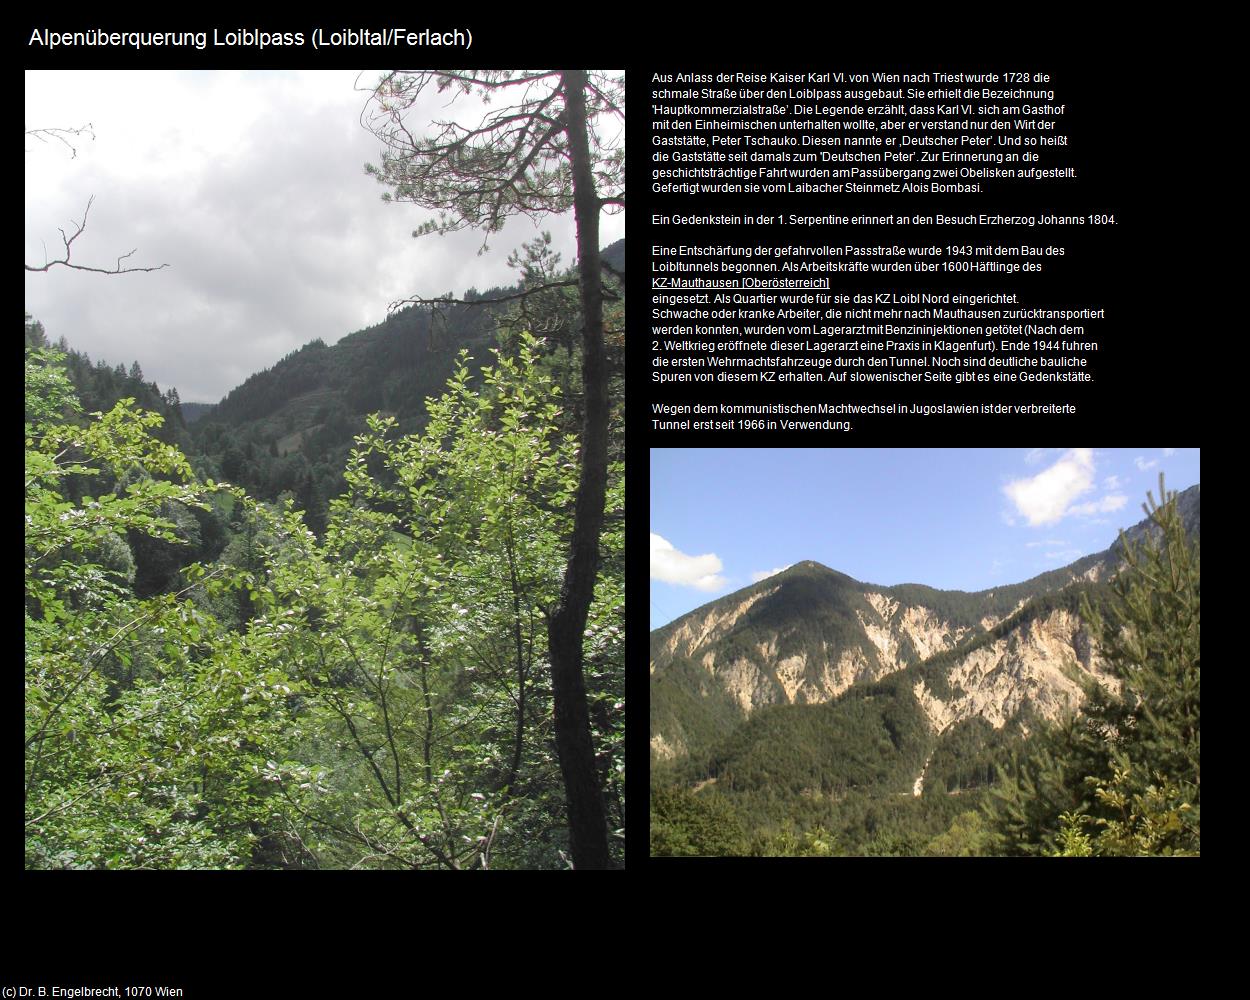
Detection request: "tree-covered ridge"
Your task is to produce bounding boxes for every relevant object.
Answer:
[649,562,887,767]
[703,675,930,797]
[649,561,876,663]
[202,238,623,432]
[205,300,492,427]
[178,402,216,424]
[649,652,749,774]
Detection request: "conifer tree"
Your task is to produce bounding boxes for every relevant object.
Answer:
[363,70,624,868]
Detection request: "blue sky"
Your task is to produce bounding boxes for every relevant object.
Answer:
[649,448,1200,628]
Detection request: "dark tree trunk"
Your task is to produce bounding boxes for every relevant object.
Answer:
[545,70,612,870]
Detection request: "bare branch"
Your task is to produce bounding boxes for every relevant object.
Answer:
[25,196,169,275]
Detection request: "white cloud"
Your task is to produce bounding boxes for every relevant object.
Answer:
[1135,456,1158,471]
[25,70,626,402]
[1163,448,1176,457]
[1003,448,1096,526]
[1068,494,1128,517]
[1043,549,1084,563]
[751,565,791,583]
[650,533,726,591]
[1026,539,1069,549]
[1103,475,1123,490]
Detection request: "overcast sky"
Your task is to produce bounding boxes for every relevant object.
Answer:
[650,448,1200,628]
[25,70,625,402]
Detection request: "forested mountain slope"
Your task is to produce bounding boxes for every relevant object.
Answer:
[650,486,1200,856]
[652,485,1198,762]
[26,67,626,871]
[25,315,192,452]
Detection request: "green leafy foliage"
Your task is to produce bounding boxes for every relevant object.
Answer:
[649,486,1197,858]
[924,810,992,857]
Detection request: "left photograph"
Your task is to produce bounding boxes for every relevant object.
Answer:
[25,70,625,870]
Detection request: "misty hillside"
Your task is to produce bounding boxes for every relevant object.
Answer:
[651,484,1200,857]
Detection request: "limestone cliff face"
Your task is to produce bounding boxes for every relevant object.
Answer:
[707,646,880,715]
[716,654,783,715]
[912,609,1117,733]
[676,600,1113,735]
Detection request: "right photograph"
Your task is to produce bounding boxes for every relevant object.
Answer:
[649,448,1200,857]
